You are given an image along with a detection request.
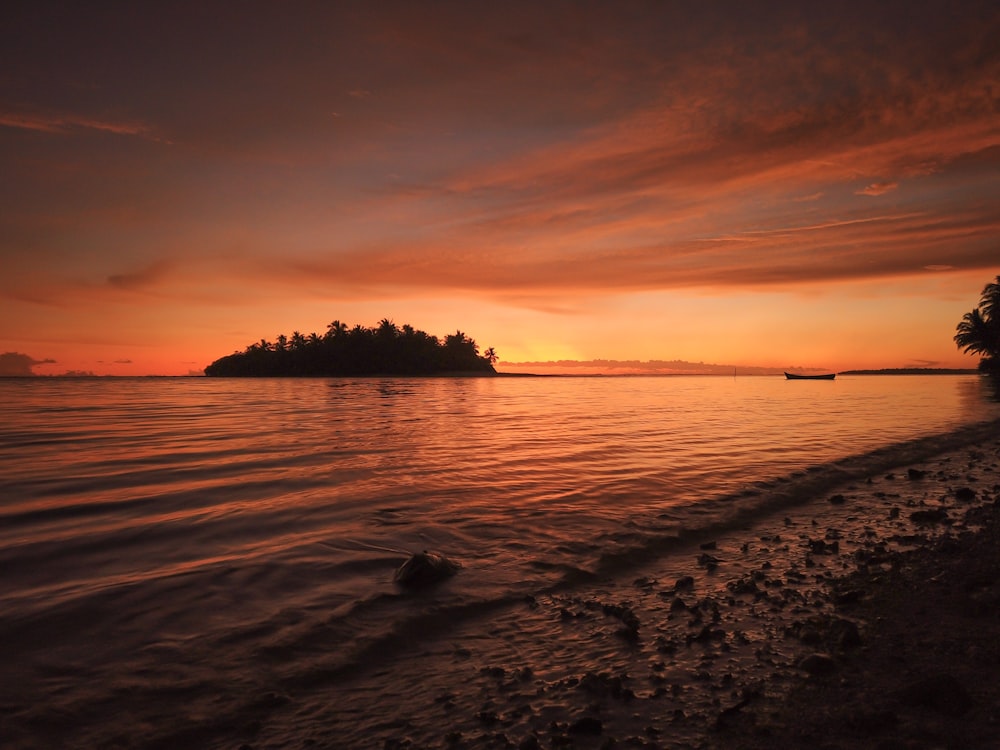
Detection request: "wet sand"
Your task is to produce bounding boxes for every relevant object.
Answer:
[339,434,1000,750]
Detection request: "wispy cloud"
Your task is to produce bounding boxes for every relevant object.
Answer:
[0,111,168,142]
[856,182,899,196]
[107,261,175,291]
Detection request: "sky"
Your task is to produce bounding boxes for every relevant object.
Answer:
[1,0,998,376]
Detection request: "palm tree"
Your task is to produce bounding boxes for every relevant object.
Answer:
[955,276,1000,373]
[483,347,498,366]
[445,330,469,348]
[325,320,347,340]
[377,318,398,338]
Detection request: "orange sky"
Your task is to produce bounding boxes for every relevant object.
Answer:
[1,1,998,376]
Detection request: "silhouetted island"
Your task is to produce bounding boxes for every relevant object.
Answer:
[204,319,497,377]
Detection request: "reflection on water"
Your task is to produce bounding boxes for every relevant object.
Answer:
[0,374,998,748]
[978,373,1000,403]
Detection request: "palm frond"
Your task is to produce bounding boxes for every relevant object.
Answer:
[955,309,990,355]
[979,276,1000,321]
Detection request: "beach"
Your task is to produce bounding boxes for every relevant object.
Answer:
[351,427,1000,750]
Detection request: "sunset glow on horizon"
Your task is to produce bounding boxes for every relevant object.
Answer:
[2,1,998,376]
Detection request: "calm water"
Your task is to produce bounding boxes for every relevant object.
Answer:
[1,374,998,747]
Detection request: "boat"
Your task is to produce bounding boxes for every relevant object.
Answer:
[784,372,836,380]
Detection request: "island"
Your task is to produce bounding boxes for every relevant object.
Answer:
[204,319,497,377]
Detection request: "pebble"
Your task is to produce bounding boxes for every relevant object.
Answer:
[797,652,837,675]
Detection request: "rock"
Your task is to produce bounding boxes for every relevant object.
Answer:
[807,538,839,555]
[907,468,927,480]
[578,671,630,700]
[829,617,862,648]
[727,575,760,596]
[698,552,721,569]
[832,587,864,606]
[909,507,949,524]
[476,709,499,725]
[568,716,603,735]
[797,652,837,676]
[828,493,847,504]
[955,486,976,502]
[716,694,755,726]
[602,602,640,639]
[393,551,461,588]
[788,615,862,650]
[674,575,695,591]
[689,625,726,643]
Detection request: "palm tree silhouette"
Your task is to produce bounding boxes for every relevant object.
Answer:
[955,276,1000,373]
[325,320,347,340]
[377,318,398,338]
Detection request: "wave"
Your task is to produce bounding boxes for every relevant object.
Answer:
[286,417,1000,678]
[585,417,1000,581]
[281,593,527,689]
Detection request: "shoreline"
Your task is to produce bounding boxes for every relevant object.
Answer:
[723,493,1000,749]
[353,430,1000,750]
[2,417,998,749]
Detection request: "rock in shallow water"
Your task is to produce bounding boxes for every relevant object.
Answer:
[392,550,461,588]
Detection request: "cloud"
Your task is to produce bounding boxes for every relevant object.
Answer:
[107,261,174,291]
[0,352,56,376]
[3,0,999,318]
[0,111,167,142]
[273,182,999,299]
[857,182,899,196]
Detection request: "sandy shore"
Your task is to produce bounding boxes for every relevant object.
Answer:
[350,431,1000,750]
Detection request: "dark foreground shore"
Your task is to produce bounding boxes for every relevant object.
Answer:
[369,432,1000,750]
[718,463,1000,749]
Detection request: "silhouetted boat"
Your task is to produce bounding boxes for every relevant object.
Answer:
[784,372,836,380]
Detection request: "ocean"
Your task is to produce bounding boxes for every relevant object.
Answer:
[1,374,998,748]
